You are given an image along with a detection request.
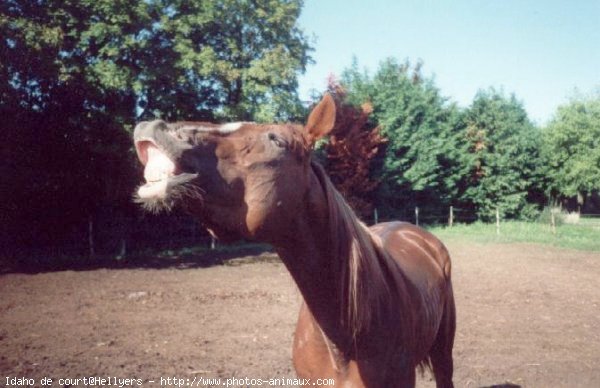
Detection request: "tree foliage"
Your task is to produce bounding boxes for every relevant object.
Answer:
[542,93,600,204]
[138,0,312,122]
[340,58,465,218]
[460,89,543,220]
[1,0,311,122]
[322,78,386,220]
[338,59,546,221]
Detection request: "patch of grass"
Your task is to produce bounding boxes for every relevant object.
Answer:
[428,221,600,252]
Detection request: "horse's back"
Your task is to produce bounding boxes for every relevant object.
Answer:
[370,221,451,282]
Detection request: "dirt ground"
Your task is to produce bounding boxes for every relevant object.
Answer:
[1,241,599,388]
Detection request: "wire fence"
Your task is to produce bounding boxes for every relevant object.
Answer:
[374,206,487,227]
[373,206,600,234]
[4,211,214,262]
[5,205,598,266]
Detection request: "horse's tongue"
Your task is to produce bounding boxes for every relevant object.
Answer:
[144,145,175,182]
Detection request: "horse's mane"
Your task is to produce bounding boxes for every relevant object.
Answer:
[310,161,399,339]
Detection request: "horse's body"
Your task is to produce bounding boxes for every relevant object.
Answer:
[292,218,455,387]
[132,94,455,387]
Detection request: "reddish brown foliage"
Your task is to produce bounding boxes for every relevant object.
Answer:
[323,78,387,219]
[465,124,486,180]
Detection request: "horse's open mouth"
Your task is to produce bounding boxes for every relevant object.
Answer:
[135,139,195,199]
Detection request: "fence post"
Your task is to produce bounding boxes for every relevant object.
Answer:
[88,215,95,258]
[449,206,454,227]
[374,207,379,225]
[415,207,419,227]
[496,207,500,235]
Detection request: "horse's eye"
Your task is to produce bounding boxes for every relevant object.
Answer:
[268,132,285,148]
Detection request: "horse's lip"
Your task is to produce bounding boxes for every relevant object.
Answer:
[141,172,199,186]
[136,137,197,198]
[134,137,158,166]
[134,133,198,200]
[137,173,199,200]
[138,178,169,199]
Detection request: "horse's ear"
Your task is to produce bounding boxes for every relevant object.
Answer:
[305,93,336,146]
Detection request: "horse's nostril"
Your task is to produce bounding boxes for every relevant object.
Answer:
[147,119,169,132]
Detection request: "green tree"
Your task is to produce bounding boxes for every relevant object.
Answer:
[1,0,148,251]
[1,0,312,121]
[461,89,543,220]
[140,0,311,122]
[340,58,465,219]
[542,92,600,208]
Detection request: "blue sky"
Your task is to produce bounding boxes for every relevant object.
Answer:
[297,0,600,125]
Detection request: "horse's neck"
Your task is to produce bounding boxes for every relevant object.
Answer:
[274,197,343,326]
[274,166,381,348]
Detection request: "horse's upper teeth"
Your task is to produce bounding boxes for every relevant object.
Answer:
[144,145,176,183]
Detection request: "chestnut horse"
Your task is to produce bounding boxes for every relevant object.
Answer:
[133,94,456,387]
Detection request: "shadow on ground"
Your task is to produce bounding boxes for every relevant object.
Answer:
[1,244,278,275]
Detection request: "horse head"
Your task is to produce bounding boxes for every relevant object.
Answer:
[133,94,336,243]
